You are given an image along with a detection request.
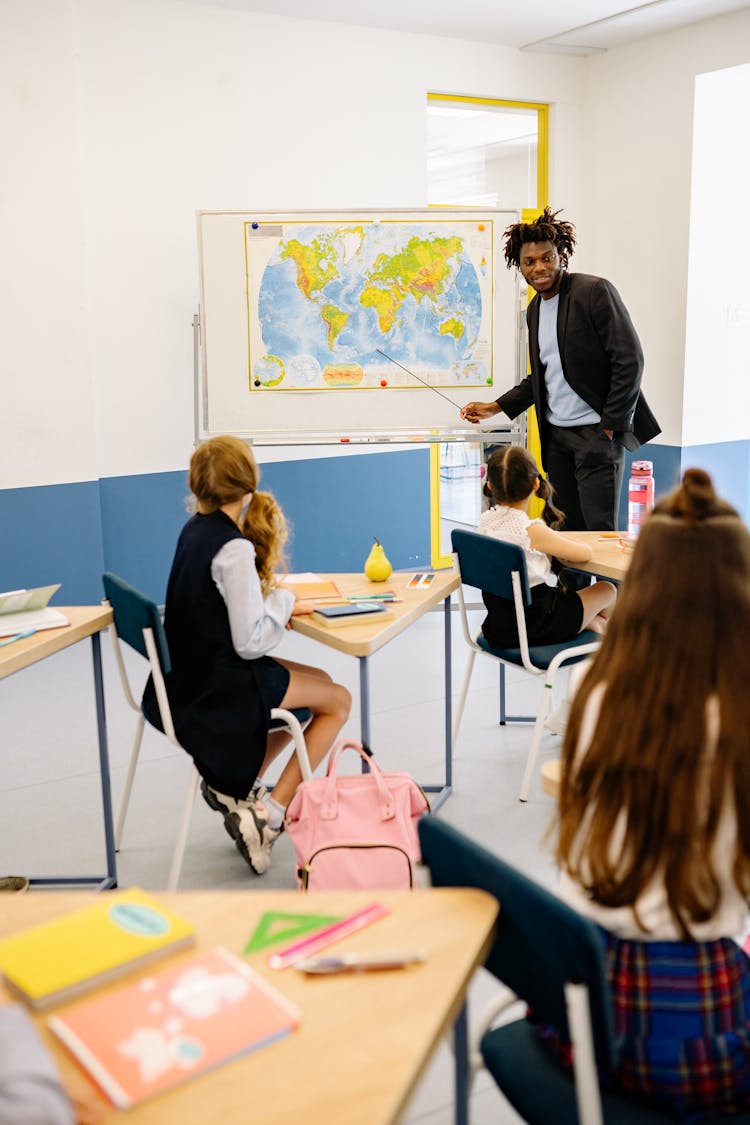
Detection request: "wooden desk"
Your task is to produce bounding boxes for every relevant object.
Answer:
[0,887,498,1125]
[0,606,116,888]
[564,531,632,582]
[291,571,460,809]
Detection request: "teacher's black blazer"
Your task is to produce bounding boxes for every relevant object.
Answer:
[496,271,661,461]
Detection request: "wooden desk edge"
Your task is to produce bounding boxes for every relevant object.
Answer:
[290,571,459,657]
[0,606,113,679]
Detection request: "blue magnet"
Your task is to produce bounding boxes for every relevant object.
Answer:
[251,222,259,229]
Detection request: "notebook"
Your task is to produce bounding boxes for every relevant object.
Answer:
[49,947,300,1108]
[279,574,342,600]
[0,888,196,1010]
[311,602,394,628]
[0,585,68,637]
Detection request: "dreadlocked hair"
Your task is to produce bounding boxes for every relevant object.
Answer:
[240,491,289,594]
[483,445,565,529]
[503,206,576,270]
[556,468,750,940]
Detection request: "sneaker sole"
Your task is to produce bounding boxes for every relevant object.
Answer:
[224,811,270,876]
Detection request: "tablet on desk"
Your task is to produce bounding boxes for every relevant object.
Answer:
[310,603,394,628]
[314,602,388,620]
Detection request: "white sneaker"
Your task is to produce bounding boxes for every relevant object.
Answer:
[200,781,279,874]
[227,799,281,875]
[544,699,570,737]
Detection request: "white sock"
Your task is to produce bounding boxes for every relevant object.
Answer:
[265,795,285,830]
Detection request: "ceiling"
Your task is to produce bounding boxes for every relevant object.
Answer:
[178,0,750,54]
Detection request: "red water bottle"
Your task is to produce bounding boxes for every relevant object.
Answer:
[627,460,654,536]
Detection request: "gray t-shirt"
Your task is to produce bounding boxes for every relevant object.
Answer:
[539,294,599,428]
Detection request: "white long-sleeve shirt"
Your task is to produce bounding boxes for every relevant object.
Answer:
[210,538,295,660]
[0,1005,74,1125]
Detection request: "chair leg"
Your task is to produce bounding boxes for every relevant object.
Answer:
[518,680,553,802]
[499,664,507,724]
[452,651,476,750]
[166,767,201,892]
[270,708,312,781]
[114,712,146,851]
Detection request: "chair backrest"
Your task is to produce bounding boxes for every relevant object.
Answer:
[418,816,616,1075]
[102,572,171,674]
[451,529,532,607]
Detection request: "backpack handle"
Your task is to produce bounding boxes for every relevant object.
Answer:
[321,738,395,821]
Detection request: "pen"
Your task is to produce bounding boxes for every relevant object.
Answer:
[0,628,37,648]
[295,952,426,975]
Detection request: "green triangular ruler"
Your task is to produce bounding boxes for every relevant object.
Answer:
[244,911,342,954]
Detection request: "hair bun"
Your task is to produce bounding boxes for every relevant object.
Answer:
[671,468,720,522]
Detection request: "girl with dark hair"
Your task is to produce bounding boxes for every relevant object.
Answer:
[478,444,616,648]
[556,468,750,1120]
[143,435,351,876]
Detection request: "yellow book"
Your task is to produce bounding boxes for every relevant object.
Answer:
[0,887,195,1010]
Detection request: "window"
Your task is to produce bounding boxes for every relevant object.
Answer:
[427,94,547,211]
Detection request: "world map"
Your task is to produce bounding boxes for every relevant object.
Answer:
[249,221,491,391]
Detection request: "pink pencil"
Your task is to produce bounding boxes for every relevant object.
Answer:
[268,903,390,970]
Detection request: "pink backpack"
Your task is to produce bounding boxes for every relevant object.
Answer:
[284,738,430,891]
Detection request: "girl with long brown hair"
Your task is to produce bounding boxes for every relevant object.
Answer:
[478,444,617,648]
[555,468,750,1119]
[142,435,351,876]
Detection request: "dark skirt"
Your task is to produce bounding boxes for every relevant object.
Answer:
[534,930,750,1122]
[481,581,584,648]
[143,654,290,800]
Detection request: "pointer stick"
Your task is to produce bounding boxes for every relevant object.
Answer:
[375,348,462,409]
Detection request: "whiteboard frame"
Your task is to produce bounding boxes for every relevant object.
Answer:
[195,207,525,443]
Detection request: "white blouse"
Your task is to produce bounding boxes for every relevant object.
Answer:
[477,505,555,588]
[558,683,748,941]
[210,538,295,660]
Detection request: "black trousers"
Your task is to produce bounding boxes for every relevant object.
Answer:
[544,423,625,532]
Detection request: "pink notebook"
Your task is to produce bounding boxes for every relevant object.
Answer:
[49,947,300,1108]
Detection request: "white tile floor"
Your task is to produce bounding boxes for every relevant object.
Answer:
[0,547,570,1124]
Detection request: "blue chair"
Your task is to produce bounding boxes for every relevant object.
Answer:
[419,817,750,1125]
[102,572,311,889]
[451,529,600,800]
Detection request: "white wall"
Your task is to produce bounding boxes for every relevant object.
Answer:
[1,0,584,489]
[683,62,750,446]
[6,1,750,490]
[0,1,97,487]
[579,8,750,448]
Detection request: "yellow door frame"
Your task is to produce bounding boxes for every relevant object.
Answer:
[428,95,549,567]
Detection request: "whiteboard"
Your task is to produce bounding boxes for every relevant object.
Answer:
[196,208,522,440]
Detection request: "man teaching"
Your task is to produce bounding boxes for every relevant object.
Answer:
[461,208,660,531]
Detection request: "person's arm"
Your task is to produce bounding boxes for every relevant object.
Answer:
[460,400,502,423]
[590,278,644,434]
[0,1004,75,1125]
[211,539,295,659]
[527,521,593,564]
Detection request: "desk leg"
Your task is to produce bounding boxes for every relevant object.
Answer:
[454,1001,470,1125]
[358,655,371,749]
[444,594,452,790]
[425,594,453,811]
[91,632,117,889]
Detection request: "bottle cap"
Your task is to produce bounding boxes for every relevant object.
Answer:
[631,460,653,474]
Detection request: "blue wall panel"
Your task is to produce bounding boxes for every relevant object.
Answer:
[99,471,189,603]
[0,480,104,605]
[95,448,432,602]
[680,439,750,522]
[261,449,432,574]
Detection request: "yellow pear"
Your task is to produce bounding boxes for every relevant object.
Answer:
[364,536,392,582]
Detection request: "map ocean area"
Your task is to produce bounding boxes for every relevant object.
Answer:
[246,218,494,393]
